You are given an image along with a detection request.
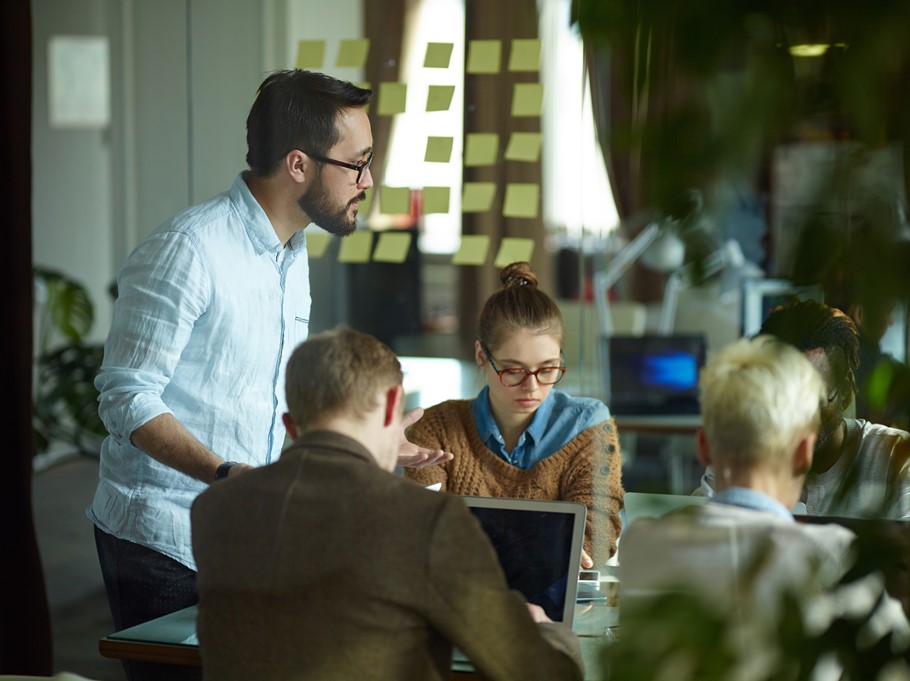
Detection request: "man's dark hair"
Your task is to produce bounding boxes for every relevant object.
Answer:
[245,69,372,178]
[758,299,860,396]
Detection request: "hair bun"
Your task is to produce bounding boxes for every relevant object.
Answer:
[501,261,538,289]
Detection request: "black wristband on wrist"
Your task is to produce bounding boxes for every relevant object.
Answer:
[214,461,237,481]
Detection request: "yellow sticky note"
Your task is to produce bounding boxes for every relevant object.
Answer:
[504,132,542,162]
[379,186,411,215]
[503,183,540,218]
[337,230,373,263]
[423,186,451,214]
[511,83,543,117]
[462,182,496,213]
[306,230,331,258]
[508,39,541,72]
[424,42,454,68]
[494,238,535,268]
[372,231,412,263]
[336,39,370,68]
[464,133,499,167]
[377,82,407,116]
[466,40,502,74]
[452,235,491,266]
[426,85,455,112]
[425,136,454,163]
[295,40,325,68]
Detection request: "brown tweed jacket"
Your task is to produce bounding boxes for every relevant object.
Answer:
[191,430,583,681]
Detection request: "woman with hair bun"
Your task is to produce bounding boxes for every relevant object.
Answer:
[405,262,624,565]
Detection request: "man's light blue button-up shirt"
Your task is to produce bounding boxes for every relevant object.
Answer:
[88,173,311,570]
[471,386,611,470]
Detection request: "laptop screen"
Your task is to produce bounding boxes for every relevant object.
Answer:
[606,334,707,415]
[459,496,586,623]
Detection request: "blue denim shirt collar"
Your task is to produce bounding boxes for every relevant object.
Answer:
[471,386,556,458]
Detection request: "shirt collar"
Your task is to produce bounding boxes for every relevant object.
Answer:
[232,173,306,256]
[711,487,795,522]
[524,390,555,445]
[470,385,555,448]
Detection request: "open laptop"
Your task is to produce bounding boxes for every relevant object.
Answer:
[459,495,587,623]
[451,496,586,665]
[605,334,707,416]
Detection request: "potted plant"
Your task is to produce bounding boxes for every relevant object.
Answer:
[32,267,107,461]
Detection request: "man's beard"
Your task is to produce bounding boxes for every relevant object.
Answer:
[815,415,842,452]
[298,176,365,237]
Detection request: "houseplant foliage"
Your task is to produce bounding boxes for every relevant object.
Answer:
[33,267,106,458]
[572,0,910,290]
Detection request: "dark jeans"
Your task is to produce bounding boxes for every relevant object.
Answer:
[94,525,202,681]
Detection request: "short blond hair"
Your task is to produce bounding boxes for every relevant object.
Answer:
[700,336,824,471]
[285,327,403,428]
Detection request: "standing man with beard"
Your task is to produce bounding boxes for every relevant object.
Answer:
[88,70,449,681]
[694,300,910,520]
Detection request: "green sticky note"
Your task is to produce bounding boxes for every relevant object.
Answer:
[295,40,325,68]
[494,237,535,268]
[426,85,455,112]
[508,39,541,72]
[466,40,501,74]
[452,235,491,266]
[462,182,496,213]
[511,83,543,117]
[305,230,331,258]
[503,183,540,218]
[464,133,499,167]
[337,230,373,263]
[425,136,454,163]
[372,231,412,263]
[504,132,542,162]
[379,186,410,215]
[424,42,454,68]
[423,186,451,214]
[336,39,370,68]
[377,82,407,116]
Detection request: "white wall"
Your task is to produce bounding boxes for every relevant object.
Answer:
[32,0,279,344]
[32,0,118,343]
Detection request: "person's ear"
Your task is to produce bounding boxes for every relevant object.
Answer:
[282,412,300,440]
[793,432,815,477]
[474,340,486,367]
[284,150,308,185]
[383,385,404,428]
[695,427,711,467]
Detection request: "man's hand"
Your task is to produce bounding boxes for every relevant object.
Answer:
[397,407,454,469]
[526,603,553,623]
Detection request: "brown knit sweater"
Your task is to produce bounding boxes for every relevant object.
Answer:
[405,399,624,564]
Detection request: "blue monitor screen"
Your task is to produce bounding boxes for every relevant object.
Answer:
[607,335,706,415]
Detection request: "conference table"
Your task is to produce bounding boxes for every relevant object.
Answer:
[99,581,618,679]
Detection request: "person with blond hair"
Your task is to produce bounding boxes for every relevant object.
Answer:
[405,262,624,567]
[618,336,909,670]
[191,328,583,681]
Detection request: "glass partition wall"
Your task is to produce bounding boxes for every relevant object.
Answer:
[32,0,616,401]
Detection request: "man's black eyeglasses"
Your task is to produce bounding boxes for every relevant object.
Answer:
[480,341,566,387]
[306,150,373,184]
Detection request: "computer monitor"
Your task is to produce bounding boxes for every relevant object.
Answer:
[605,334,707,416]
[741,278,824,337]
